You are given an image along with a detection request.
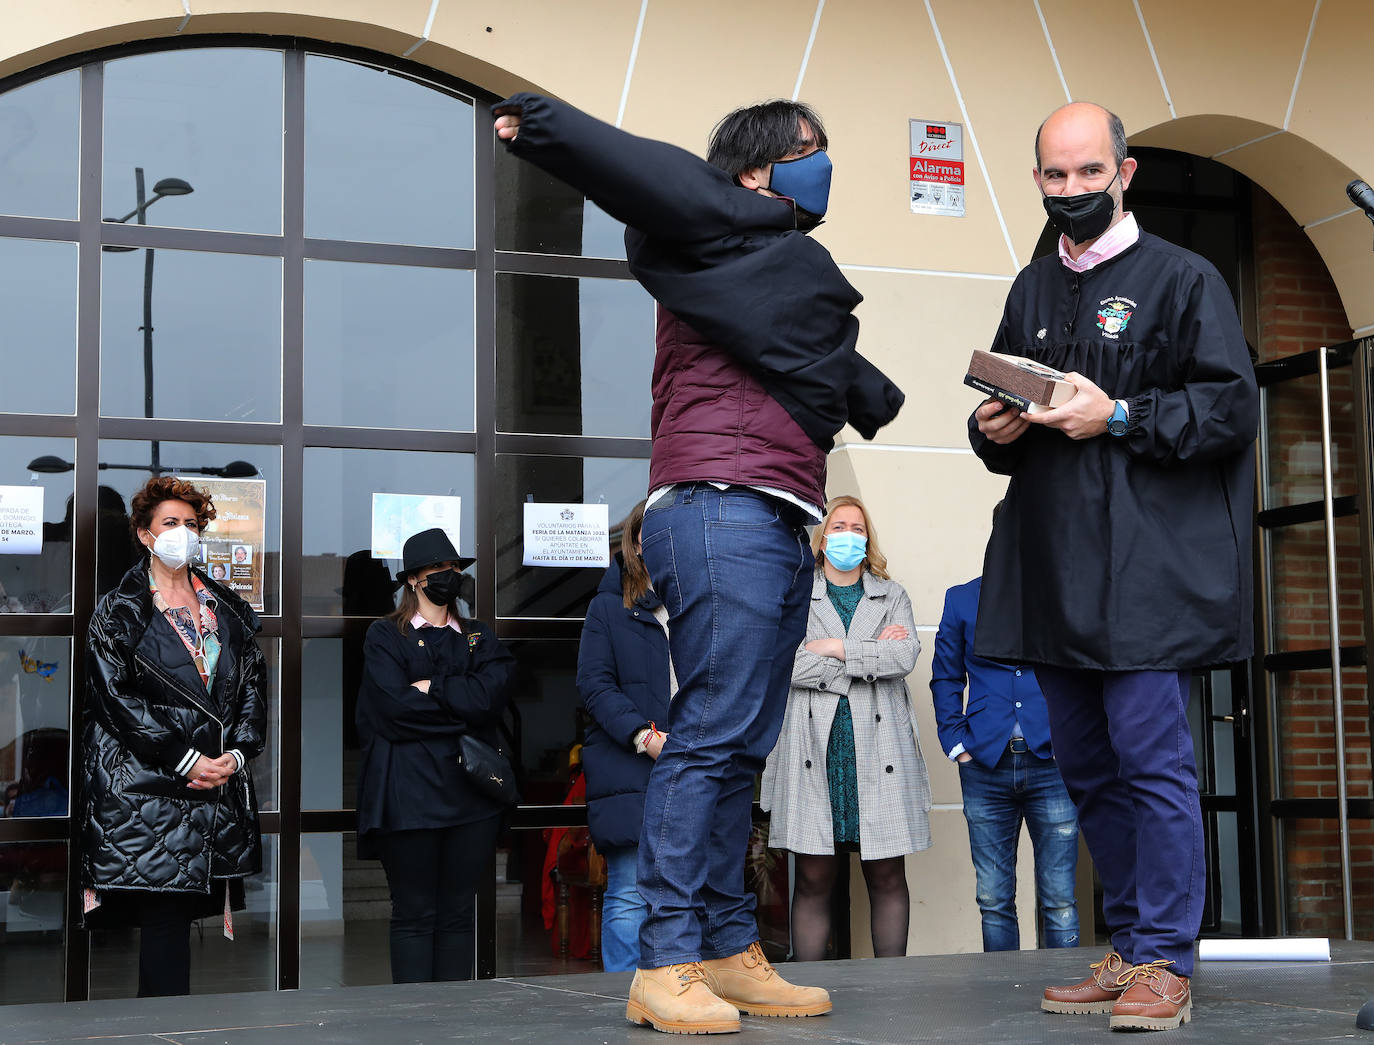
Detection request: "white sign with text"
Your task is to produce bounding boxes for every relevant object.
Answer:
[522,502,610,568]
[0,486,43,555]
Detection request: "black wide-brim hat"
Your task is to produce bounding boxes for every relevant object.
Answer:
[395,527,476,581]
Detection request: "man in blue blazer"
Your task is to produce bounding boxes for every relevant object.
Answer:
[930,575,1080,951]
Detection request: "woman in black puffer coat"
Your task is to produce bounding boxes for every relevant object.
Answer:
[576,500,673,972]
[82,476,267,998]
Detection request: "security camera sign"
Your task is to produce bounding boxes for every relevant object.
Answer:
[0,486,43,555]
[910,119,965,217]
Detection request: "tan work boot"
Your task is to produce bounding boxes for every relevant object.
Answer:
[700,941,832,1018]
[1042,951,1130,1014]
[625,962,741,1034]
[1109,960,1192,1031]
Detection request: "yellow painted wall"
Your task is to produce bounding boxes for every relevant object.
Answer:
[4,0,1374,957]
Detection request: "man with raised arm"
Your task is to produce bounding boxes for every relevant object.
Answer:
[495,95,902,1034]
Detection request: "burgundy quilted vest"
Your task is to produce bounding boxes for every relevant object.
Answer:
[647,308,826,508]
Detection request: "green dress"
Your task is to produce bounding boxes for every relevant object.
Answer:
[824,578,864,847]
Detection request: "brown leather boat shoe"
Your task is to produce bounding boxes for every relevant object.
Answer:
[1109,960,1192,1032]
[1042,951,1130,1014]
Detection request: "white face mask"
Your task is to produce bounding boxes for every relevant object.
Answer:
[149,525,201,571]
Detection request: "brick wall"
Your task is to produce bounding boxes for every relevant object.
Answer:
[1253,185,1373,937]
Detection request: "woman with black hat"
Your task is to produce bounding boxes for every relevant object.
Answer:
[355,527,516,983]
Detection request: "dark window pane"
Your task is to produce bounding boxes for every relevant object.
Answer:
[305,56,474,247]
[304,260,475,430]
[495,142,626,258]
[102,49,283,235]
[0,70,79,220]
[301,635,363,811]
[95,440,282,614]
[0,841,67,1003]
[1269,516,1365,654]
[0,238,77,415]
[1263,368,1362,509]
[300,831,393,986]
[100,248,282,423]
[89,834,278,998]
[303,448,476,616]
[252,638,280,813]
[1,637,71,819]
[0,437,75,613]
[495,455,648,618]
[497,638,600,976]
[496,273,654,437]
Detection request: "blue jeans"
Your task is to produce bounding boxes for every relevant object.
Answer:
[601,845,647,972]
[637,485,813,967]
[1036,668,1204,977]
[959,742,1081,952]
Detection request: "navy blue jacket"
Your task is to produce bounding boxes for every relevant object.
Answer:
[970,232,1257,670]
[577,557,671,850]
[355,616,515,858]
[930,577,1054,768]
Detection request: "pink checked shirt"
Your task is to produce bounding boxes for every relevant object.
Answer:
[1057,212,1140,273]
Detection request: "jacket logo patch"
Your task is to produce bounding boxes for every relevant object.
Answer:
[1096,297,1137,339]
[1036,327,1047,341]
[468,632,481,651]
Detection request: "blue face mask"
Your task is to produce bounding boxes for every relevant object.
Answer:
[823,531,867,572]
[768,149,832,228]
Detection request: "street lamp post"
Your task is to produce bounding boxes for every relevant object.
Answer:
[106,169,193,474]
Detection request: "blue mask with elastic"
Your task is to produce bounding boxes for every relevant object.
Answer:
[823,531,867,572]
[768,149,832,228]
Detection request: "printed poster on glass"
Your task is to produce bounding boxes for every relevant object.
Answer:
[189,477,267,612]
[909,119,965,217]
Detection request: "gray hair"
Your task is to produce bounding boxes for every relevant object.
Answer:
[1034,104,1127,171]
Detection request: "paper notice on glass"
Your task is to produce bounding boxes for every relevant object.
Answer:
[1198,938,1330,962]
[523,503,610,568]
[910,119,965,217]
[192,477,267,611]
[372,493,462,561]
[0,486,43,555]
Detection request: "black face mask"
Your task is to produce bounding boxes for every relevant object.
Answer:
[420,568,462,606]
[1041,167,1121,244]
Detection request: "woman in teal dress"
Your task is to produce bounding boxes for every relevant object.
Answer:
[762,495,932,960]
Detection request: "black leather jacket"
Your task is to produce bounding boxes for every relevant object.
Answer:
[81,559,267,896]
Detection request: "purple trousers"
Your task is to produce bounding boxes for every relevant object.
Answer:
[1035,667,1204,977]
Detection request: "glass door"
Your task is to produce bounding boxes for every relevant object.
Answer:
[1253,338,1374,939]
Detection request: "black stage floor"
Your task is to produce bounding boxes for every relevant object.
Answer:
[3,942,1372,1044]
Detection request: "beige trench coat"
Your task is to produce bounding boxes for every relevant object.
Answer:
[762,570,933,860]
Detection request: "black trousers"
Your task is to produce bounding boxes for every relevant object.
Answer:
[375,818,501,983]
[135,891,202,997]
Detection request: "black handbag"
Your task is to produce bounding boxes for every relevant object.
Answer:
[457,731,520,806]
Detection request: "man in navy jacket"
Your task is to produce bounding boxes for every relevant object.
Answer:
[971,101,1258,1032]
[930,575,1079,953]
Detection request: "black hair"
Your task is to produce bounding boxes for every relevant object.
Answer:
[1034,103,1127,170]
[706,100,829,181]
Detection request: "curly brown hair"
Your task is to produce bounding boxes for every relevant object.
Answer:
[128,475,217,541]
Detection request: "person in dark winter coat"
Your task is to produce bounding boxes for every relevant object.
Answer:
[577,501,672,972]
[494,91,879,1034]
[355,527,515,984]
[971,102,1258,1033]
[82,476,267,998]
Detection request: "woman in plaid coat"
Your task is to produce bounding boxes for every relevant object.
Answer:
[762,495,931,959]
